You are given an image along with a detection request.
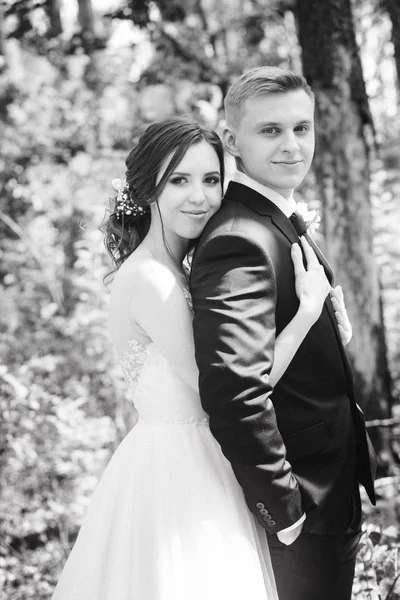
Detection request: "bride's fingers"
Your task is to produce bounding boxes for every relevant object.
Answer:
[300,236,319,269]
[291,243,305,277]
[338,323,352,344]
[336,285,344,303]
[331,285,344,304]
[331,296,348,319]
[331,296,340,310]
[335,311,346,326]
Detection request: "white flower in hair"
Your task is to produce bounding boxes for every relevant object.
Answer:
[111,177,147,220]
[111,178,124,192]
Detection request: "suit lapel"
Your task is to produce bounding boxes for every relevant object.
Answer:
[304,234,334,285]
[226,181,355,387]
[270,213,300,246]
[324,297,355,384]
[225,181,299,245]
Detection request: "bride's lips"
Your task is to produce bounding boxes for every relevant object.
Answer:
[181,210,209,219]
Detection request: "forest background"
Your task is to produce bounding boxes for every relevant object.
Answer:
[1,0,400,598]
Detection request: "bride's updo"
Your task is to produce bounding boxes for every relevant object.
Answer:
[103,118,224,272]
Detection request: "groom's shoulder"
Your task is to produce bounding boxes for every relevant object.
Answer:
[205,195,239,231]
[199,194,270,244]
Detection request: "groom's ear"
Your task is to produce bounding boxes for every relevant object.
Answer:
[222,126,240,158]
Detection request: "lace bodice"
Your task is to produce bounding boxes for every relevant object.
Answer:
[111,283,208,426]
[120,339,153,395]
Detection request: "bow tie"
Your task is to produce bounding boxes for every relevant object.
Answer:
[289,211,334,285]
[289,212,308,237]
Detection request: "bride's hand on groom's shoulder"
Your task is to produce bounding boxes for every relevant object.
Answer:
[330,285,353,346]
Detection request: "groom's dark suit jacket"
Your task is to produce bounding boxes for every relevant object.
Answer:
[191,181,376,536]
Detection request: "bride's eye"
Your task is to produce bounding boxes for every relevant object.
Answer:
[204,176,220,185]
[170,176,188,185]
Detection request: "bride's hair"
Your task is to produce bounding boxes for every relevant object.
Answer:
[103,118,225,275]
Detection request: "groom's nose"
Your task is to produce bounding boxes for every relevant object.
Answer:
[280,131,300,153]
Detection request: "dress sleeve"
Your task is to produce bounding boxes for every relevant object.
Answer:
[191,231,303,532]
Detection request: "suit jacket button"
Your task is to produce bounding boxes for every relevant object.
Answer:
[269,520,276,526]
[260,509,269,516]
[256,502,264,510]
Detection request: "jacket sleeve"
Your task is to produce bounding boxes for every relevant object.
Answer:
[191,229,303,532]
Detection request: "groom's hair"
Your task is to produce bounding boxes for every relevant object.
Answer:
[224,66,314,129]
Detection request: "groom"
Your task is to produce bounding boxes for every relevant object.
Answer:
[190,66,376,600]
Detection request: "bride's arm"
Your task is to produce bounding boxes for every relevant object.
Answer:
[269,238,331,387]
[270,308,319,388]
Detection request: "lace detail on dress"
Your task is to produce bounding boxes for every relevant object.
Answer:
[139,416,209,426]
[182,287,193,312]
[119,339,152,394]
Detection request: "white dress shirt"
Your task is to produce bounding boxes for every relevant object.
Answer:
[231,170,298,217]
[231,170,306,545]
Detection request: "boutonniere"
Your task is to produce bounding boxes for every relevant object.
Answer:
[296,202,321,235]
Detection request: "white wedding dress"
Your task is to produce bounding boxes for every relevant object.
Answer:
[52,260,278,600]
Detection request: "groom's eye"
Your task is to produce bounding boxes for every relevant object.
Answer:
[261,127,279,135]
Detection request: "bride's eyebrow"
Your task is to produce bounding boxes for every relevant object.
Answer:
[169,171,221,176]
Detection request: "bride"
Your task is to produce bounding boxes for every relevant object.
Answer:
[52,117,338,600]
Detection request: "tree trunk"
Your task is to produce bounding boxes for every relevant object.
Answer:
[46,0,63,37]
[0,1,6,71]
[383,0,400,95]
[77,0,95,52]
[295,0,393,445]
[78,0,95,33]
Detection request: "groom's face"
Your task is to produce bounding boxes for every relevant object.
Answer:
[224,89,315,199]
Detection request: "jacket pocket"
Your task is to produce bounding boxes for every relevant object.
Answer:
[284,421,330,462]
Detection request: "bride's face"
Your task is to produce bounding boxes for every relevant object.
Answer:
[154,140,222,241]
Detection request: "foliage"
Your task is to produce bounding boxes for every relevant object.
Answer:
[0,39,135,598]
[352,480,400,599]
[353,523,400,599]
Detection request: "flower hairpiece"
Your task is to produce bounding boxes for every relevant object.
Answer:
[111,177,148,221]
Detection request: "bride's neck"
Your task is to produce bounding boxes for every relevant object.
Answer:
[142,225,188,271]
